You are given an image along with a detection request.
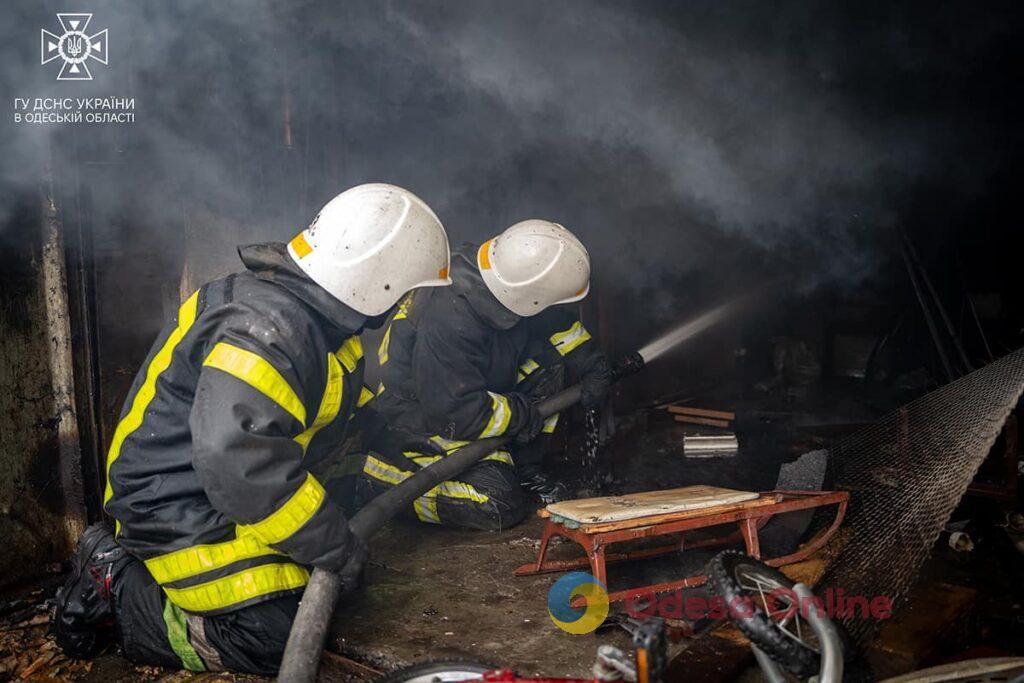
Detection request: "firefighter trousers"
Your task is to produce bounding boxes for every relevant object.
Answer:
[114,557,299,675]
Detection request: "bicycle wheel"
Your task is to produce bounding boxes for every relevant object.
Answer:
[377,659,497,683]
[706,550,821,678]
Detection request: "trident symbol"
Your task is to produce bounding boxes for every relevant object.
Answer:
[66,35,84,58]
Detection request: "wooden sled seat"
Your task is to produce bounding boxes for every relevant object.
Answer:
[544,485,763,527]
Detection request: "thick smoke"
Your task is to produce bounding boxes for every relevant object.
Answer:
[1,0,1018,318]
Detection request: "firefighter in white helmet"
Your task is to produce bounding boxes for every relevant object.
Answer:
[54,184,451,674]
[366,220,613,529]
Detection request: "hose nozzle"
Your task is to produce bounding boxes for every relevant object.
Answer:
[611,351,645,383]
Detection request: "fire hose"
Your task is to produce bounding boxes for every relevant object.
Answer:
[277,352,645,682]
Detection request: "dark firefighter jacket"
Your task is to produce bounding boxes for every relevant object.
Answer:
[103,243,375,615]
[374,245,611,442]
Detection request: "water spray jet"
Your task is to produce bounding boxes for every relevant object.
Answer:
[636,298,739,364]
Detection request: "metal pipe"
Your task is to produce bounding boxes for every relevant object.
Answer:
[902,243,955,382]
[793,583,844,683]
[902,235,972,373]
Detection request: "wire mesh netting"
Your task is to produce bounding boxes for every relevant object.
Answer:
[819,347,1024,645]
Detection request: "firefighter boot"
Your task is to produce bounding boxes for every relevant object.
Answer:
[52,523,132,659]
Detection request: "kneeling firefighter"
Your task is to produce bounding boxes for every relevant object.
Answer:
[363,220,612,531]
[52,184,452,674]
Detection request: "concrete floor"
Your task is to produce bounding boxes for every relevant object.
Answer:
[329,514,636,677]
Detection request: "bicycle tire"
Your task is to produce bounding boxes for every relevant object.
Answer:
[377,658,497,683]
[706,550,821,678]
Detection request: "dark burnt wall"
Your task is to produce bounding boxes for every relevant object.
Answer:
[0,182,86,586]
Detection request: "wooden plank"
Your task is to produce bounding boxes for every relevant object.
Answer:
[674,415,731,428]
[547,485,760,525]
[667,405,736,421]
[665,629,751,683]
[866,581,978,678]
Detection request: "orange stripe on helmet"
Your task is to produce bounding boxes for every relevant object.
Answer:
[290,232,313,258]
[478,240,492,270]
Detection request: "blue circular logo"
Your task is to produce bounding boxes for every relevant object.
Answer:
[547,571,609,634]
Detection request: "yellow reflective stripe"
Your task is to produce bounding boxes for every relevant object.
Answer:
[411,480,489,523]
[104,291,200,506]
[517,358,540,383]
[549,321,591,356]
[479,391,512,438]
[519,359,540,375]
[543,413,560,434]
[363,456,413,485]
[414,496,440,524]
[144,534,282,585]
[430,435,469,453]
[295,355,343,452]
[163,600,206,671]
[145,474,324,585]
[242,472,326,545]
[163,563,310,613]
[412,450,511,467]
[379,296,412,366]
[484,451,514,466]
[336,336,363,373]
[378,325,393,365]
[436,480,490,503]
[357,386,375,408]
[377,382,386,396]
[203,342,306,426]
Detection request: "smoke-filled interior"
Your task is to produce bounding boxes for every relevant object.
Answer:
[1,1,1023,680]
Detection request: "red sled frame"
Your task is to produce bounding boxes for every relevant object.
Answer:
[514,490,849,606]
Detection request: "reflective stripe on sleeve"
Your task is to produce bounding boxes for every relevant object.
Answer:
[203,342,306,426]
[144,473,325,585]
[241,472,326,545]
[517,358,541,382]
[479,391,512,438]
[549,321,592,356]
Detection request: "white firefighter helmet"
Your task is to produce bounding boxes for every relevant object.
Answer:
[287,183,452,316]
[477,220,590,317]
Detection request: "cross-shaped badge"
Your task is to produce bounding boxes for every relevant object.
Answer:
[41,13,108,81]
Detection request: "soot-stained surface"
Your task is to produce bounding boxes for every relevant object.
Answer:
[329,514,634,677]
